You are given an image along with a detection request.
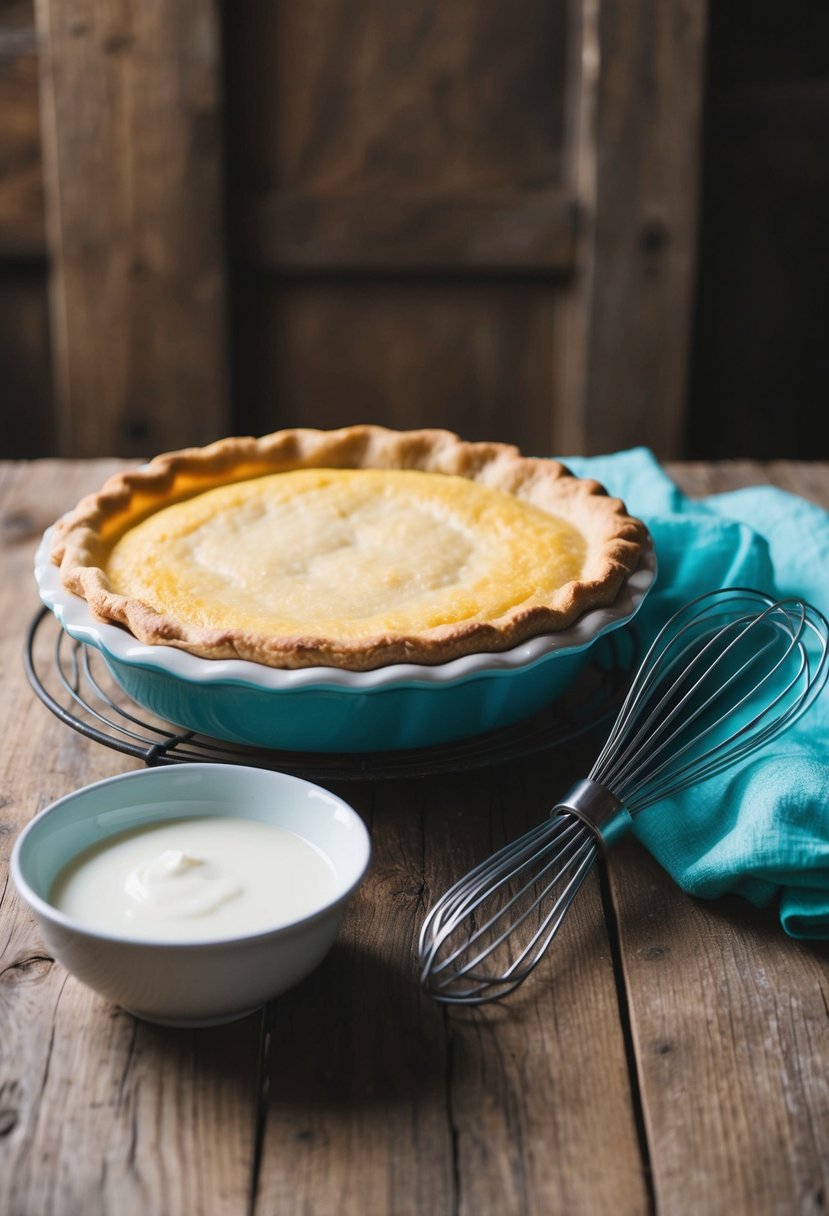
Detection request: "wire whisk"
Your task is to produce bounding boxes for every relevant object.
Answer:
[418,588,829,1005]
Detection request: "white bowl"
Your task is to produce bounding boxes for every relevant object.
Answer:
[35,529,656,752]
[11,764,371,1026]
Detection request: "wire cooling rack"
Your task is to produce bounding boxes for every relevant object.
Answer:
[24,607,639,782]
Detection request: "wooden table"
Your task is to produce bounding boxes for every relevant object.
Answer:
[1,458,828,1216]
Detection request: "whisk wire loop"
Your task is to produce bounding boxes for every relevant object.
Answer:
[591,594,827,811]
[595,609,762,782]
[419,814,597,1004]
[602,629,774,803]
[426,815,583,946]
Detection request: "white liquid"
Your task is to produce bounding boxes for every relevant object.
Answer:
[49,816,339,942]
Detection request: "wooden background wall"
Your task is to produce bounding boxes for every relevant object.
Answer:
[225,1,577,459]
[0,0,53,457]
[1,0,826,462]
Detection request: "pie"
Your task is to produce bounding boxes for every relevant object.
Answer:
[49,425,648,670]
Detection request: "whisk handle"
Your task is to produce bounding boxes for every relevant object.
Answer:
[553,779,632,850]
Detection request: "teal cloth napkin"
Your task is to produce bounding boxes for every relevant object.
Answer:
[562,448,829,939]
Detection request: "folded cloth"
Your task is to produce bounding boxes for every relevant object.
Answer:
[562,447,829,939]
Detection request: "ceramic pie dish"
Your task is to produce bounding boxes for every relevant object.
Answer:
[35,530,655,751]
[37,425,656,751]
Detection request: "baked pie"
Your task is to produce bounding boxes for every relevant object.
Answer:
[50,426,648,671]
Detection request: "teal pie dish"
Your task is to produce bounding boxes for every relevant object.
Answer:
[35,529,656,753]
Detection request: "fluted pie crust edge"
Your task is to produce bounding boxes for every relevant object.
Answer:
[49,425,648,670]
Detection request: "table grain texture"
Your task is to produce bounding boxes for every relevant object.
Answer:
[1,458,827,1216]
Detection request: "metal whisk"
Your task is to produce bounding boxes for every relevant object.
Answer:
[418,588,829,1005]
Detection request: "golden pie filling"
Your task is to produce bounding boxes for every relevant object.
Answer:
[50,425,647,669]
[104,468,587,642]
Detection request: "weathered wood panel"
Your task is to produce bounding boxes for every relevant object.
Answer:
[6,0,707,460]
[34,0,229,458]
[688,77,829,461]
[553,0,707,458]
[236,279,562,456]
[227,0,569,196]
[0,3,52,457]
[0,269,54,456]
[239,188,576,274]
[610,841,829,1216]
[226,1,705,460]
[0,4,45,258]
[687,1,829,462]
[225,0,577,456]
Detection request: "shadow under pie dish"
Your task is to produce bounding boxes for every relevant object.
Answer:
[38,426,655,751]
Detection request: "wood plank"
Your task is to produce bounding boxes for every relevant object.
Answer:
[33,0,229,458]
[255,779,456,1216]
[0,11,45,258]
[686,10,829,463]
[554,0,707,460]
[549,0,599,462]
[609,459,829,1213]
[443,757,649,1216]
[226,0,569,196]
[232,279,561,457]
[0,268,54,456]
[256,756,649,1215]
[668,459,829,510]
[224,0,577,455]
[610,842,829,1215]
[0,460,258,1216]
[239,189,577,273]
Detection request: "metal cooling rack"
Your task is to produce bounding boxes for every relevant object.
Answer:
[24,607,638,782]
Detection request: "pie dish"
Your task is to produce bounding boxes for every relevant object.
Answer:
[48,425,648,673]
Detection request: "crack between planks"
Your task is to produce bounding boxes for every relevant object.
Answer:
[819,980,829,1022]
[117,1017,138,1105]
[246,1002,274,1216]
[422,791,461,1216]
[597,857,657,1216]
[38,970,69,1099]
[442,1007,462,1216]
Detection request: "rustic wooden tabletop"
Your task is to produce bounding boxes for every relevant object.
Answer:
[1,457,828,1216]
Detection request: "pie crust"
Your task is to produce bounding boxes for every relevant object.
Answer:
[49,425,648,670]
